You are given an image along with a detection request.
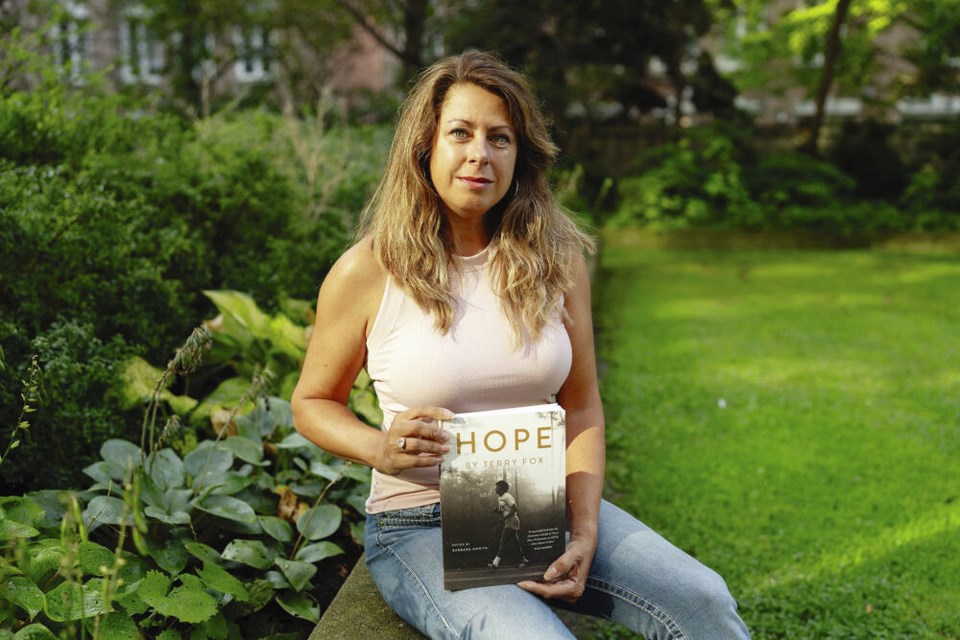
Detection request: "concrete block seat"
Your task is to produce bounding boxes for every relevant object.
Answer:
[310,555,602,639]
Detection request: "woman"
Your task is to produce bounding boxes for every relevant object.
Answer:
[292,50,749,639]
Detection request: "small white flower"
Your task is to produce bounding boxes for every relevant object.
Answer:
[717,398,727,409]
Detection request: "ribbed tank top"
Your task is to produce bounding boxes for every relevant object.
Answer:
[364,245,572,513]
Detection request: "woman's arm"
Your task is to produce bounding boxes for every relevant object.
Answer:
[519,253,605,602]
[291,239,451,475]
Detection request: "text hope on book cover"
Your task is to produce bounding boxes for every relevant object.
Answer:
[439,404,567,590]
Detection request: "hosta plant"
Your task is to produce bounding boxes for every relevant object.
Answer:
[1,304,378,638]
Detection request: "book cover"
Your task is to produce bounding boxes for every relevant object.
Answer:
[439,403,566,590]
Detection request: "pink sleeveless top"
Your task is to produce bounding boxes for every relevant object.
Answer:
[364,245,572,513]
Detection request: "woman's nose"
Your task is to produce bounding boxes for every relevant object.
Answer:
[468,139,489,165]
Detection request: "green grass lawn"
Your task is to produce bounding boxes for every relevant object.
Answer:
[593,231,960,639]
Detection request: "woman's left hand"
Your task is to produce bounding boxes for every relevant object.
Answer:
[516,533,597,603]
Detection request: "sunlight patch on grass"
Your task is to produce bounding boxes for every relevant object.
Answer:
[758,501,960,586]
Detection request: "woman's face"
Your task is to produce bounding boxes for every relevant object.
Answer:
[429,83,518,229]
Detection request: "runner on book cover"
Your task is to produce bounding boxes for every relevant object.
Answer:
[488,480,529,569]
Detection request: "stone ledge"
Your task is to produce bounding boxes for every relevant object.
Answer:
[311,555,423,640]
[310,555,602,639]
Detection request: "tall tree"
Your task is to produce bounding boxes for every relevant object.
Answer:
[800,0,852,156]
[333,0,433,82]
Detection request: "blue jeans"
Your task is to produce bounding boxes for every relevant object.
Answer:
[365,500,750,639]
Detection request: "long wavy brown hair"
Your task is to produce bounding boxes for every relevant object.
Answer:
[356,50,594,343]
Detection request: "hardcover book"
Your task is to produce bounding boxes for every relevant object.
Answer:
[439,403,567,590]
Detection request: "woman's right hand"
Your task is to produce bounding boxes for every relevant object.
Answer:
[374,406,454,475]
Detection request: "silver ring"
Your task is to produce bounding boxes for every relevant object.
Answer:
[396,437,407,452]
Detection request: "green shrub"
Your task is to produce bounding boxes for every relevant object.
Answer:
[1,308,379,638]
[1,58,385,491]
[608,125,762,229]
[0,322,134,491]
[745,150,856,210]
[829,120,909,200]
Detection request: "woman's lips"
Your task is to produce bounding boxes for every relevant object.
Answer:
[458,176,492,189]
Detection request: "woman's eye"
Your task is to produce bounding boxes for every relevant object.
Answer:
[491,134,511,147]
[450,128,469,140]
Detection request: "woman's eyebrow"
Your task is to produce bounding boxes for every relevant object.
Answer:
[444,118,513,131]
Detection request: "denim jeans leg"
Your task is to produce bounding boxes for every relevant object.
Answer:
[564,500,751,640]
[365,504,576,640]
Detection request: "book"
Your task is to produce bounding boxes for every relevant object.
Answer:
[438,403,567,590]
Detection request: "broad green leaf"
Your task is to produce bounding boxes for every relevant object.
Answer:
[143,506,191,525]
[24,542,67,584]
[11,624,57,640]
[156,631,179,640]
[148,539,189,575]
[116,356,167,408]
[115,582,149,616]
[137,571,171,603]
[195,495,256,523]
[148,449,185,491]
[23,490,69,529]
[346,493,368,516]
[222,436,264,465]
[263,570,291,589]
[91,610,139,640]
[296,504,341,541]
[245,579,275,613]
[273,558,317,592]
[44,579,111,622]
[198,562,249,601]
[198,613,229,640]
[275,591,320,622]
[197,470,252,496]
[78,541,116,576]
[140,572,217,624]
[3,497,44,527]
[266,313,308,359]
[0,518,39,541]
[83,461,118,487]
[184,441,235,478]
[154,574,217,624]
[204,290,268,337]
[191,377,256,425]
[235,402,273,441]
[257,515,293,542]
[184,542,222,565]
[3,576,44,619]
[101,439,142,473]
[294,541,344,564]
[221,539,274,569]
[83,496,131,530]
[166,393,198,414]
[274,432,314,451]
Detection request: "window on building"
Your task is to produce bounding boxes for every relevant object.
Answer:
[234,25,274,82]
[121,13,164,84]
[51,2,89,83]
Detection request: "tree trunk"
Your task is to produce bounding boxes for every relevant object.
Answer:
[801,0,853,157]
[401,0,428,80]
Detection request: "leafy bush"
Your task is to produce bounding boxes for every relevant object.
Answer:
[0,49,386,491]
[829,120,909,201]
[604,123,955,237]
[745,150,856,210]
[900,124,960,225]
[608,125,762,229]
[0,312,377,638]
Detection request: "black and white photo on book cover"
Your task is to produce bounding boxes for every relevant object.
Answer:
[439,403,567,590]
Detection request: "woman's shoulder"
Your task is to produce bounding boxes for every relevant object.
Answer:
[326,237,385,289]
[319,237,387,314]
